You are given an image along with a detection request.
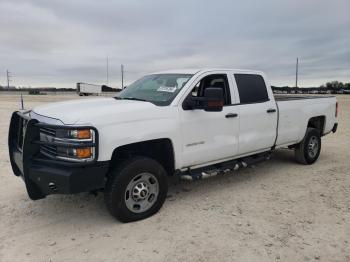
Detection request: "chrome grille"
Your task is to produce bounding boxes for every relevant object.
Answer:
[39,127,57,157]
[40,144,57,157]
[40,127,56,137]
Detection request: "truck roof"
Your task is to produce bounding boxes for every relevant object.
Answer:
[151,68,264,75]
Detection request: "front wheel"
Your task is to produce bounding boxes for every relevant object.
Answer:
[294,128,321,165]
[104,157,168,222]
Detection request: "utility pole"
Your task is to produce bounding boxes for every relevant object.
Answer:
[6,70,11,89]
[295,58,299,88]
[106,57,109,85]
[6,70,23,109]
[121,64,124,89]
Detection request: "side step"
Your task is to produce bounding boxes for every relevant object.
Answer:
[178,152,272,181]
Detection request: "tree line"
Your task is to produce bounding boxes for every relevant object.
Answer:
[321,81,350,90]
[273,81,350,94]
[1,81,349,94]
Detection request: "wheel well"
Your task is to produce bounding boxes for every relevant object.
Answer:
[110,139,175,176]
[307,116,325,135]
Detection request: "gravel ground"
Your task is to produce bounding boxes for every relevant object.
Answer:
[0,94,349,262]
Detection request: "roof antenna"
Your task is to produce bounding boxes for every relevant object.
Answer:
[20,92,24,110]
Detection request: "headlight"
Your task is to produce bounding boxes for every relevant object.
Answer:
[56,146,94,160]
[56,129,93,140]
[39,126,97,162]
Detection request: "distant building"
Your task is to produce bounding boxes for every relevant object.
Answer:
[0,85,16,90]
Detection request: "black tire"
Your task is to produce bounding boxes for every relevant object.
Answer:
[294,128,321,165]
[104,156,168,222]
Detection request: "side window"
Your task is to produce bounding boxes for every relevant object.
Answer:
[190,74,231,105]
[234,74,269,104]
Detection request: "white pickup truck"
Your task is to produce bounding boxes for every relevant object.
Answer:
[9,69,338,222]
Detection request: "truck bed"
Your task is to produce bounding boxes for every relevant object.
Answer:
[274,94,334,101]
[274,94,337,148]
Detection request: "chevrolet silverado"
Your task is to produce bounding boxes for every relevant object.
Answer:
[8,69,338,222]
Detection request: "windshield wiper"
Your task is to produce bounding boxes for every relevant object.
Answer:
[119,97,147,102]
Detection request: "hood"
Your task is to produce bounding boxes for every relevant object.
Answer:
[32,97,158,125]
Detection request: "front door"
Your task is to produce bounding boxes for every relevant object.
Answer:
[179,73,239,168]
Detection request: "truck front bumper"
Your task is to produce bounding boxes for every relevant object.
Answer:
[8,111,109,200]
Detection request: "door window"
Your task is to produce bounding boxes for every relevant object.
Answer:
[234,74,269,104]
[190,74,231,105]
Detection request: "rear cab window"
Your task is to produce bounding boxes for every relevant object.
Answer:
[234,74,269,104]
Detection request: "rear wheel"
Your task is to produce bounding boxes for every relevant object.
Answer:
[294,128,321,165]
[104,156,168,222]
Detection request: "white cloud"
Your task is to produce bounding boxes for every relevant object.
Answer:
[0,0,349,88]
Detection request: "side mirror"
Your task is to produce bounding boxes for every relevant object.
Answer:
[183,87,224,112]
[203,87,224,112]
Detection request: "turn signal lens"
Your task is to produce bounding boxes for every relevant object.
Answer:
[77,129,92,139]
[76,147,92,158]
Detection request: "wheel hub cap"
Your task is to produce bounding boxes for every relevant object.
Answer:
[308,136,319,158]
[132,182,149,201]
[125,173,159,213]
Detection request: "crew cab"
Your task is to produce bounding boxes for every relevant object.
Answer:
[8,69,338,222]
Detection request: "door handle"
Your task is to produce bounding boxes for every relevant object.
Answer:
[225,113,238,118]
[267,108,276,113]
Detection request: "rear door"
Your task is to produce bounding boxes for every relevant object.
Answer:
[233,73,277,155]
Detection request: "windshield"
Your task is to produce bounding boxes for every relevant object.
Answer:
[117,74,193,106]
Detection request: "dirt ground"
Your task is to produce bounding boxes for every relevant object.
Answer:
[0,94,349,262]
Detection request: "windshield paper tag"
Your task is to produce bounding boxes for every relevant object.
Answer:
[157,86,177,93]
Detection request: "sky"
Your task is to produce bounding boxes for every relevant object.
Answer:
[0,0,349,88]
